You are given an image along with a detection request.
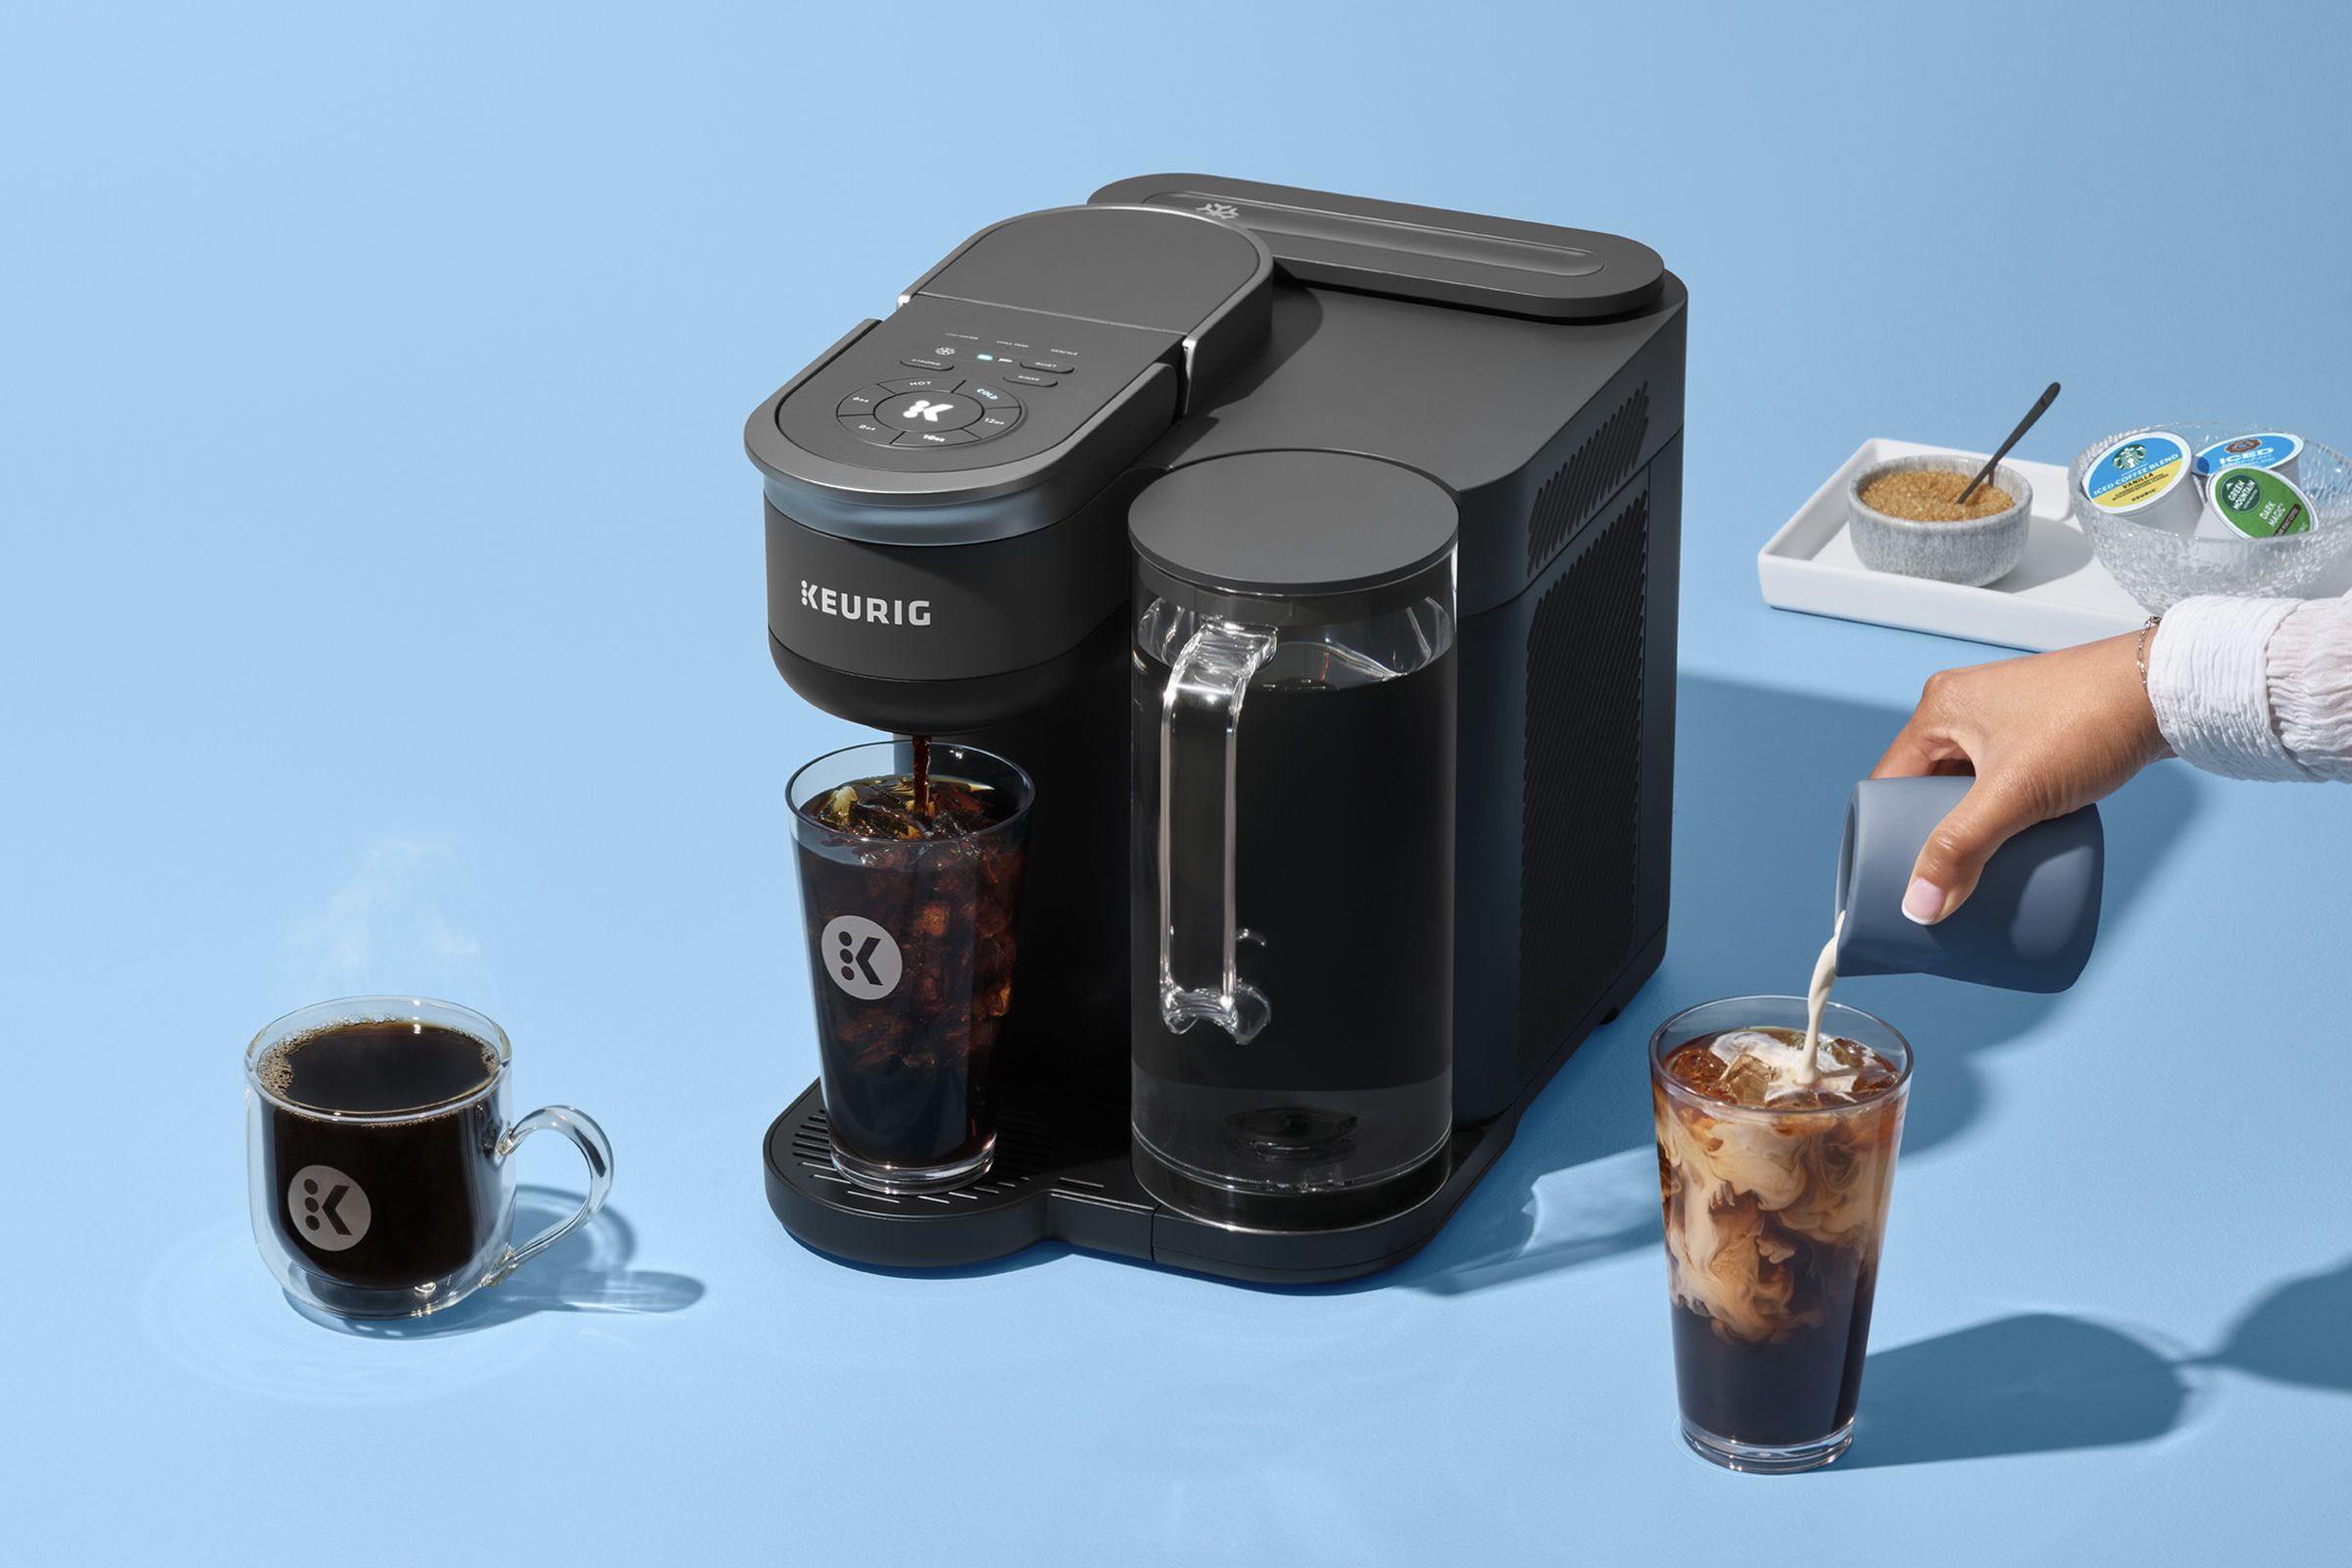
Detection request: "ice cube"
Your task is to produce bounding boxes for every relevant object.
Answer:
[1708,1031,1788,1067]
[1707,1029,1857,1105]
[1715,1052,1778,1106]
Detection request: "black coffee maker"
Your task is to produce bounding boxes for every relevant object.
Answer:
[746,175,1687,1282]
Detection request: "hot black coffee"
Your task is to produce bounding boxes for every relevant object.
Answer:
[254,1021,506,1292]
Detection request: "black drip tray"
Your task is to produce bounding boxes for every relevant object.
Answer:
[762,1079,1512,1285]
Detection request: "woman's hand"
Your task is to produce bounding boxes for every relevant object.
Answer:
[1872,630,2170,923]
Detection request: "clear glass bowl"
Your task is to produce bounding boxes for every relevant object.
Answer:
[2073,421,2352,612]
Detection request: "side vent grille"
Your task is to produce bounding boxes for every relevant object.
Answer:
[1526,384,1649,573]
[1519,490,1648,1055]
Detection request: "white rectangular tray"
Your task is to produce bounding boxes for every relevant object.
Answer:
[1758,438,2145,653]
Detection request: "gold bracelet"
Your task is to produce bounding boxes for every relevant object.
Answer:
[2133,613,2161,686]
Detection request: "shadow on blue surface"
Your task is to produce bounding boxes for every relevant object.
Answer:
[792,1236,1079,1280]
[1847,1312,2194,1468]
[2197,1253,2352,1393]
[296,1187,705,1339]
[1381,673,2201,1298]
[1845,1254,2352,1468]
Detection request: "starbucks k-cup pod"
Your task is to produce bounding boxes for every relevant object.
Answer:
[2193,431,2304,486]
[2200,465,2318,540]
[2082,430,2201,534]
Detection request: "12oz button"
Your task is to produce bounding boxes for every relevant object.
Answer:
[1004,370,1056,387]
[893,428,978,448]
[971,407,1022,439]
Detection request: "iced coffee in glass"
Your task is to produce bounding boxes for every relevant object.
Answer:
[1650,995,1912,1472]
[789,740,1032,1194]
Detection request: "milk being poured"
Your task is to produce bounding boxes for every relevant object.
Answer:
[1797,912,1844,1087]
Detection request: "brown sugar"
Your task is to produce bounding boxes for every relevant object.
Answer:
[1861,468,2014,522]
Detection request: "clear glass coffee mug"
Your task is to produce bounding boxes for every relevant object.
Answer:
[245,997,613,1319]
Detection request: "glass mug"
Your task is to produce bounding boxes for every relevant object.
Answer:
[245,996,613,1319]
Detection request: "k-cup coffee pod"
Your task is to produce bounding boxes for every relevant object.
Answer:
[2202,465,2318,539]
[2082,430,2200,534]
[2193,431,2304,485]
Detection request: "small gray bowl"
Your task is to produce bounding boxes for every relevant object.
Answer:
[1847,454,2033,587]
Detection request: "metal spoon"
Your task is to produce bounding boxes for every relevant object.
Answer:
[1954,381,2062,507]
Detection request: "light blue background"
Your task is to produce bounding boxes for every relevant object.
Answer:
[5,2,2349,1563]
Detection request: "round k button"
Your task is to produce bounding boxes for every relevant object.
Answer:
[876,392,981,433]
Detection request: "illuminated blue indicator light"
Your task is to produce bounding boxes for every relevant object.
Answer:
[976,353,996,361]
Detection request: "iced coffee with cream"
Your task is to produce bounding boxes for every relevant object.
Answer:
[1649,994,1912,1473]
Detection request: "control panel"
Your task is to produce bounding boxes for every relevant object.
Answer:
[748,204,1272,551]
[773,294,1176,472]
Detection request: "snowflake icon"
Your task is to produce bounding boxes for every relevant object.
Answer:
[1198,203,1241,221]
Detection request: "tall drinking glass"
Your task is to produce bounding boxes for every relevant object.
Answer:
[1650,995,1912,1472]
[789,740,1033,1194]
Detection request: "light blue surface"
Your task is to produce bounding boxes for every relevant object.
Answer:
[5,3,2349,1563]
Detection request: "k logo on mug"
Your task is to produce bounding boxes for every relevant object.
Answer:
[821,914,903,1001]
[287,1164,371,1251]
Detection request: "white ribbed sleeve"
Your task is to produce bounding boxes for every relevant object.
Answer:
[2147,592,2352,782]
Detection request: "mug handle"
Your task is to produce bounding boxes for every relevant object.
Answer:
[485,1105,614,1287]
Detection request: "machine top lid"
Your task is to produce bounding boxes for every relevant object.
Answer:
[1090,173,1666,319]
[904,205,1270,334]
[1129,451,1458,601]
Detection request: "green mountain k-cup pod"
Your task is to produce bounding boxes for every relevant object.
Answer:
[2204,466,2318,539]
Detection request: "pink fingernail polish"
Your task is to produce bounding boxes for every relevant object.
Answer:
[1901,877,1944,925]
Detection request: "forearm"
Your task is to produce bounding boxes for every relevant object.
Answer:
[2147,593,2352,781]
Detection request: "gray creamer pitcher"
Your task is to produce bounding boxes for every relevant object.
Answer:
[1837,775,2104,994]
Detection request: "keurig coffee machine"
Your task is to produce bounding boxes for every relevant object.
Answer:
[747,175,1686,1282]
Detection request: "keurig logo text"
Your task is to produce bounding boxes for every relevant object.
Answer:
[801,580,932,626]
